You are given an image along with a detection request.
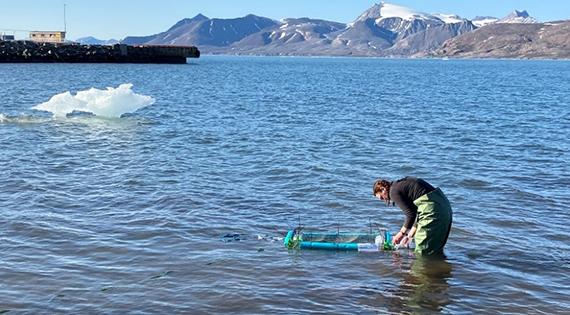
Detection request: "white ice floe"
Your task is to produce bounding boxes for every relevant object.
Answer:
[32,83,155,118]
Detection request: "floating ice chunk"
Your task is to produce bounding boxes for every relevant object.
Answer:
[32,83,155,118]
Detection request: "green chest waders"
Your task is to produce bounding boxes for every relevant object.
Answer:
[413,188,453,255]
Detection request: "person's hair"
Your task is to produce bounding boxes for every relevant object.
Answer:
[373,179,392,205]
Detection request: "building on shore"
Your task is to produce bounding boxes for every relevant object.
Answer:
[29,31,66,43]
[1,34,16,41]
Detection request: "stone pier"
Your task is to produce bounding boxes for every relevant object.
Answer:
[0,41,200,64]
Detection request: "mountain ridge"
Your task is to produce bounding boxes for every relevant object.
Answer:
[79,2,570,58]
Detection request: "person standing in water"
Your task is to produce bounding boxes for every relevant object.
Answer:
[373,177,453,255]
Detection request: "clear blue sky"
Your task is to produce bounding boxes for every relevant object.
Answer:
[1,0,569,40]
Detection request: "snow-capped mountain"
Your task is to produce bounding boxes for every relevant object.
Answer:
[472,10,538,28]
[350,2,445,40]
[333,2,475,54]
[497,10,538,24]
[268,18,346,44]
[354,3,469,27]
[116,2,550,57]
[222,18,347,55]
[356,2,440,22]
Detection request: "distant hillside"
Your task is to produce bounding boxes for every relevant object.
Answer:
[105,2,569,59]
[121,3,482,57]
[214,18,349,56]
[436,21,570,59]
[122,14,278,47]
[76,36,119,45]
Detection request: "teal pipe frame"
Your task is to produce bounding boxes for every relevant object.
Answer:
[283,230,383,251]
[299,241,359,250]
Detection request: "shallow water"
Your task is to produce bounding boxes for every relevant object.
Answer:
[1,56,569,314]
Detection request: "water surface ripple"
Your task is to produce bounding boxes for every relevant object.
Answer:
[1,57,569,314]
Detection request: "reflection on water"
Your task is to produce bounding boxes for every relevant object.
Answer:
[403,255,453,313]
[368,253,453,314]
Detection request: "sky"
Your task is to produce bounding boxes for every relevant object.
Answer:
[1,0,569,40]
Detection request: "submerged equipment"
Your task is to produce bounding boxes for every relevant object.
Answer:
[283,228,401,252]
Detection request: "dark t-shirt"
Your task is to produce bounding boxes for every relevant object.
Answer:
[389,177,435,229]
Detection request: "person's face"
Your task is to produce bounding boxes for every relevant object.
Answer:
[375,188,389,202]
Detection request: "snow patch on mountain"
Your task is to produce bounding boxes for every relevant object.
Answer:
[498,10,538,24]
[433,14,465,24]
[472,16,499,27]
[378,2,439,21]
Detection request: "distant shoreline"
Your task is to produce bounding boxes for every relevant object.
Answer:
[197,53,570,61]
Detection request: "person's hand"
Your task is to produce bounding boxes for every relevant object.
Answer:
[392,231,404,245]
[400,235,412,247]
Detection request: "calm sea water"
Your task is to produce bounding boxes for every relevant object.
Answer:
[1,56,569,314]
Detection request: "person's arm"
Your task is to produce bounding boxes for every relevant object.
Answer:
[408,225,417,238]
[398,199,417,231]
[391,190,417,244]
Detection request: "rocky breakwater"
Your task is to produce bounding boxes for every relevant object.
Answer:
[0,41,200,63]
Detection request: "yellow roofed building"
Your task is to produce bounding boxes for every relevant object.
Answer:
[30,31,66,43]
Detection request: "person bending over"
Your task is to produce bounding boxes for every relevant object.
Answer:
[373,177,453,255]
